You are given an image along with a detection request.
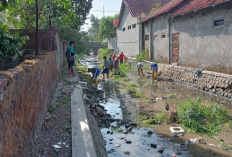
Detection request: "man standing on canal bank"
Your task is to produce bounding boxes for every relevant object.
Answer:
[66,41,75,74]
[102,56,111,80]
[120,52,124,64]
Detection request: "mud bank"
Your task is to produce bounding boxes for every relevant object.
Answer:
[127,57,232,100]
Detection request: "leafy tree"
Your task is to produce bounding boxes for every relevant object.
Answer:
[88,14,119,41]
[88,14,100,42]
[0,12,14,28]
[99,14,118,40]
[0,23,29,62]
[1,0,93,54]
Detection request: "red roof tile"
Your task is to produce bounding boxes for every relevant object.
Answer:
[124,0,172,17]
[170,0,231,17]
[141,0,231,23]
[117,0,172,27]
[141,0,184,23]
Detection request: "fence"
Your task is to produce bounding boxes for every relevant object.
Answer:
[0,28,65,70]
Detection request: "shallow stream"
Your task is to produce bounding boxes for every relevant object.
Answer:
[80,57,232,157]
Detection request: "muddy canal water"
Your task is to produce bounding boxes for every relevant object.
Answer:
[80,57,232,157]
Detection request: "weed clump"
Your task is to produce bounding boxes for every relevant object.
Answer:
[136,49,149,61]
[138,111,167,127]
[178,97,232,137]
[119,63,130,77]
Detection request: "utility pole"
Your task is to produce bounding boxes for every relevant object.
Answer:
[103,5,104,17]
[35,0,39,55]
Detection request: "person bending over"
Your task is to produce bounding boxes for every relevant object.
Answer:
[137,62,144,76]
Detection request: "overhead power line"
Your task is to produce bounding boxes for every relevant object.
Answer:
[90,10,119,12]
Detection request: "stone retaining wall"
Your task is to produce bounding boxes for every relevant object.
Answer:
[0,52,59,156]
[127,57,232,100]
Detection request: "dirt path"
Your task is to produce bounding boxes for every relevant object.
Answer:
[38,70,78,157]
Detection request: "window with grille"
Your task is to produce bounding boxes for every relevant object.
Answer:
[128,25,131,30]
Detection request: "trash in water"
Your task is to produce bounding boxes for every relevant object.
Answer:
[123,151,130,155]
[115,144,121,147]
[79,81,88,85]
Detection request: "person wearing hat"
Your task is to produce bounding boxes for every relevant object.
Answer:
[102,56,111,79]
[137,62,144,76]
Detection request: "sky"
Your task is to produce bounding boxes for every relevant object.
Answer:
[81,0,122,31]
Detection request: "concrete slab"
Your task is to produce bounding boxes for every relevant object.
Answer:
[71,85,97,157]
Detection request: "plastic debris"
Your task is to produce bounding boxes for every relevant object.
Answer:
[79,81,88,85]
[208,144,217,147]
[190,138,199,143]
[53,145,61,149]
[170,127,185,134]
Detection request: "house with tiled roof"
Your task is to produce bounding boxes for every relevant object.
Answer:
[114,0,171,56]
[141,0,232,74]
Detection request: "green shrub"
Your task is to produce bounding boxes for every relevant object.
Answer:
[119,63,129,77]
[0,23,29,62]
[136,49,149,61]
[97,48,114,59]
[135,92,143,98]
[178,97,232,137]
[126,85,136,94]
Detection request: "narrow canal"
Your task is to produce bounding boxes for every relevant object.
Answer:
[80,57,232,157]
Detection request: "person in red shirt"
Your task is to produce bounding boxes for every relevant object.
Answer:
[119,52,124,64]
[112,53,116,60]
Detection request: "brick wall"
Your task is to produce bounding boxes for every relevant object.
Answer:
[0,52,59,156]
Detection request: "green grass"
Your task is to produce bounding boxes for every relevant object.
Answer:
[168,93,175,99]
[136,49,149,61]
[64,58,68,67]
[48,104,58,113]
[143,65,149,70]
[126,85,136,94]
[134,92,143,98]
[42,148,47,154]
[220,141,232,152]
[119,63,129,77]
[178,96,232,137]
[138,111,167,127]
[66,125,72,132]
[61,70,66,80]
